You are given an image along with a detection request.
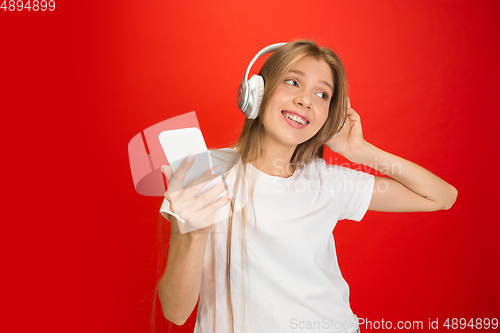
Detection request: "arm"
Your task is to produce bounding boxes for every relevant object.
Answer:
[158,217,209,325]
[349,142,457,212]
[158,159,231,325]
[326,102,457,212]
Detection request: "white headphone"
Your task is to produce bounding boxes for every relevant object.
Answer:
[237,43,287,119]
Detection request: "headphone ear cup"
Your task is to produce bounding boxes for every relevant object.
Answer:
[247,75,264,119]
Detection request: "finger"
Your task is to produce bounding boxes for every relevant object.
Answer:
[347,108,360,121]
[169,154,195,192]
[173,183,230,228]
[183,165,222,198]
[161,165,173,180]
[170,164,222,215]
[187,166,216,188]
[198,191,232,221]
[190,178,227,212]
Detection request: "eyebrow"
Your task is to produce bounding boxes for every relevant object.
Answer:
[289,69,334,93]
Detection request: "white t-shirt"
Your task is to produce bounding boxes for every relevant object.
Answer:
[188,157,375,333]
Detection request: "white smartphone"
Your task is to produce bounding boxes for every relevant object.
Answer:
[158,127,222,198]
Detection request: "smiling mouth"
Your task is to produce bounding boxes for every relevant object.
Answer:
[281,111,309,125]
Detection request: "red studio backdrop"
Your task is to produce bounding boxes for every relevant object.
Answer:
[1,0,499,332]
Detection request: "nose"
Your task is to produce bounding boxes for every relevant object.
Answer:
[294,90,311,109]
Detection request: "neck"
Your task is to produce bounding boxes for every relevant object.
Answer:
[251,139,297,178]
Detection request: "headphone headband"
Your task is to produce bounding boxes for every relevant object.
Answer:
[242,43,287,86]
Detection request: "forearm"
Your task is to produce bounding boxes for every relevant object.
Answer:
[347,141,458,209]
[158,229,209,325]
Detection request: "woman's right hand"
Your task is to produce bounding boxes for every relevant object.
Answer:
[162,155,232,232]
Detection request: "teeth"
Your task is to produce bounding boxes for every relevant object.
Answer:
[284,112,307,125]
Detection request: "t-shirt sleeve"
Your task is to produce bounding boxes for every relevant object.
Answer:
[328,165,375,221]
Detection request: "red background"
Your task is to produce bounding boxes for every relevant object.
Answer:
[1,0,499,332]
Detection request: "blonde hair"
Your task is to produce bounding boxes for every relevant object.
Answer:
[152,39,349,333]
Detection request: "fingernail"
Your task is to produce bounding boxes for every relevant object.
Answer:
[224,177,232,188]
[212,165,222,176]
[186,153,195,163]
[161,165,165,173]
[227,192,233,200]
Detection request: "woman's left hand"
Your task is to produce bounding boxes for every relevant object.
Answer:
[325,99,366,159]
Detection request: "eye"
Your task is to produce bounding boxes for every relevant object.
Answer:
[316,92,328,100]
[285,79,298,87]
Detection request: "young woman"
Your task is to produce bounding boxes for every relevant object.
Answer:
[155,40,457,333]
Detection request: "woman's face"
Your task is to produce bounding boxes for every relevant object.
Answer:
[262,56,333,149]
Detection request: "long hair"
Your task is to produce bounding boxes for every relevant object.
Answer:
[151,39,349,333]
